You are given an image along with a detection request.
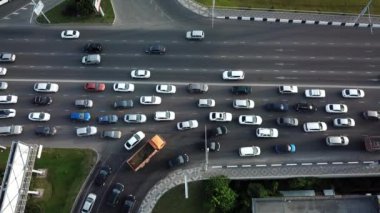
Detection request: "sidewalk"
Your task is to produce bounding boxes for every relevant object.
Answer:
[138,161,380,213]
[178,0,380,24]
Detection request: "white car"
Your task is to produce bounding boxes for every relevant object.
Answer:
[0,67,7,75]
[156,84,176,94]
[305,89,326,98]
[28,112,50,121]
[140,96,161,105]
[279,85,298,94]
[303,122,327,132]
[326,136,349,146]
[113,82,135,92]
[239,146,261,157]
[0,53,16,62]
[0,109,16,119]
[256,128,278,138]
[233,99,254,109]
[333,118,355,127]
[177,120,198,131]
[239,115,262,125]
[222,70,245,80]
[124,131,145,150]
[0,82,8,90]
[0,95,17,104]
[131,69,150,79]
[34,83,59,93]
[209,112,232,122]
[124,113,147,123]
[198,99,215,108]
[154,111,175,121]
[325,104,348,113]
[341,89,365,98]
[185,30,205,40]
[81,193,96,213]
[76,126,97,137]
[61,30,80,39]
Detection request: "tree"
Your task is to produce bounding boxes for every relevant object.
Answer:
[247,183,270,198]
[205,176,237,213]
[77,0,95,16]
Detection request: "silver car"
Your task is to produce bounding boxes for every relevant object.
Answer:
[81,193,96,213]
[124,113,147,123]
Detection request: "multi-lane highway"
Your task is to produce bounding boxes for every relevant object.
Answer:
[1,0,380,212]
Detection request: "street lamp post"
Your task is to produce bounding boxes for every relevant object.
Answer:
[204,125,209,171]
[211,0,215,28]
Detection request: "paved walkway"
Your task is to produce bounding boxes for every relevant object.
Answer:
[138,160,380,213]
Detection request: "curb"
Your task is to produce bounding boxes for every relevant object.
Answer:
[216,16,380,28]
[70,148,100,213]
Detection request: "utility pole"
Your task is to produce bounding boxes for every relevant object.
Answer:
[354,0,373,33]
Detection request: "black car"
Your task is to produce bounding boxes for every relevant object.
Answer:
[145,44,166,54]
[113,100,134,109]
[265,103,289,112]
[274,144,296,154]
[95,165,112,186]
[187,83,208,94]
[33,96,52,105]
[84,43,102,53]
[97,115,118,124]
[101,130,122,139]
[168,154,189,168]
[35,126,57,136]
[231,86,252,95]
[276,117,299,127]
[201,141,221,152]
[122,195,136,213]
[106,182,124,207]
[294,103,317,112]
[207,126,228,138]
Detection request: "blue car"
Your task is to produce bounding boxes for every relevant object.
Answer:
[70,112,91,122]
[97,115,118,124]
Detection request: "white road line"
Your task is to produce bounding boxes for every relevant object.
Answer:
[211,165,223,169]
[363,161,376,164]
[226,165,238,168]
[241,165,251,168]
[332,162,343,165]
[347,161,359,164]
[271,164,281,167]
[301,163,313,166]
[286,163,297,166]
[317,162,328,165]
[255,164,267,167]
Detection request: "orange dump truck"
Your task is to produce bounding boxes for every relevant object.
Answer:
[127,135,166,171]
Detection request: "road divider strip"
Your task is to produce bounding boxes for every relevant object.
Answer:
[217,16,380,28]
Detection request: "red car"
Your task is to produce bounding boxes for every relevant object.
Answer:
[84,83,105,92]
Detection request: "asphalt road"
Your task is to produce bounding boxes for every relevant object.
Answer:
[0,0,380,213]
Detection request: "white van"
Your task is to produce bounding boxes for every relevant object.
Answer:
[239,146,261,157]
[186,30,205,40]
[0,125,23,136]
[82,54,101,65]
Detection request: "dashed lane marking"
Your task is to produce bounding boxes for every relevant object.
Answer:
[317,162,328,165]
[332,162,343,165]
